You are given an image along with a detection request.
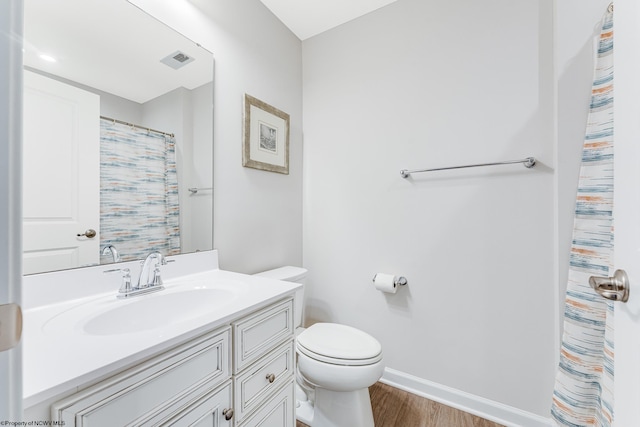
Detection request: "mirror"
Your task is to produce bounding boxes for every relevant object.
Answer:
[23,0,213,275]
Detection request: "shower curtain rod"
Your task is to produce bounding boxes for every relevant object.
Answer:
[100,115,175,138]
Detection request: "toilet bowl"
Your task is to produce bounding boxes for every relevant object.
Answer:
[254,267,384,427]
[297,322,384,427]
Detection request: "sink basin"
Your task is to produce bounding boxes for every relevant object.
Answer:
[42,280,247,336]
[84,288,234,335]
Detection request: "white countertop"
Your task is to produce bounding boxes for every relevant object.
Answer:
[22,251,300,409]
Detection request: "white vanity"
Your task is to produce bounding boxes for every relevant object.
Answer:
[22,251,299,426]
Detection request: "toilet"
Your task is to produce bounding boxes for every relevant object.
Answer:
[255,266,384,427]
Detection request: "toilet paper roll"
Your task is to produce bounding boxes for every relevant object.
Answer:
[373,273,398,294]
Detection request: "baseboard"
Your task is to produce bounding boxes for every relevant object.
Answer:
[380,368,553,427]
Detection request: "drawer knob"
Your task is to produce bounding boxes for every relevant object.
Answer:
[222,408,234,421]
[266,373,276,383]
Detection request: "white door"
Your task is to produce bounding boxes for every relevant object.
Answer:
[613,0,640,424]
[22,70,100,275]
[0,0,23,419]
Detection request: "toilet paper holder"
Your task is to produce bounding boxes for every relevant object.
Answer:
[372,274,407,287]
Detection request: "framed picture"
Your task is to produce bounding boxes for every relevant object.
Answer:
[243,94,290,174]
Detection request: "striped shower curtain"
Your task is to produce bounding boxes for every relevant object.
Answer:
[100,119,180,261]
[551,8,614,427]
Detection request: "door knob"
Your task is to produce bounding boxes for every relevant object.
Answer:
[77,229,97,238]
[589,269,630,302]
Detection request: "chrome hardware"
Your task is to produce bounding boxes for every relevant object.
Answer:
[188,187,213,194]
[104,268,133,297]
[400,156,536,178]
[138,252,170,289]
[222,408,234,421]
[371,274,408,287]
[100,115,175,138]
[589,269,630,302]
[103,252,175,299]
[77,228,97,238]
[266,373,276,383]
[101,244,121,263]
[0,303,22,352]
[395,276,408,286]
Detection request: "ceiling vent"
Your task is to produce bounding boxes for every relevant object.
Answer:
[160,50,195,70]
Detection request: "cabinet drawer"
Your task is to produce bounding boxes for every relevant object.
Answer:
[51,328,231,426]
[234,340,295,423]
[233,299,293,373]
[239,379,295,427]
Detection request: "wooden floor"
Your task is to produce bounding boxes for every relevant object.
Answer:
[296,382,504,427]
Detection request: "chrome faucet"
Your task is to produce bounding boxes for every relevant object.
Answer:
[101,244,121,263]
[104,251,174,299]
[138,251,169,289]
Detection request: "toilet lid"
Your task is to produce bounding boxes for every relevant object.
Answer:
[296,323,382,364]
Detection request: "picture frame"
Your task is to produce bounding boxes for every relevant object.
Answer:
[243,94,290,174]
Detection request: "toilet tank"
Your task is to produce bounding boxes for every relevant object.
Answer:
[254,266,306,329]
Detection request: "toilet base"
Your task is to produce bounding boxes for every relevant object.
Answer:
[296,382,314,425]
[310,387,374,427]
[296,397,314,426]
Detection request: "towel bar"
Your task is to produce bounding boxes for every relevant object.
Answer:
[400,157,536,178]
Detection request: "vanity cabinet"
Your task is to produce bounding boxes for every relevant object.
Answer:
[239,378,295,427]
[50,298,296,426]
[51,328,232,426]
[143,381,233,426]
[233,298,294,372]
[232,299,295,425]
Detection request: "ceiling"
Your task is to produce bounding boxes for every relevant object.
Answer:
[22,0,396,104]
[23,0,212,104]
[259,0,399,40]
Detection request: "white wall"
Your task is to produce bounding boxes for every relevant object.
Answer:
[188,83,214,252]
[303,0,555,417]
[130,0,304,274]
[97,89,143,124]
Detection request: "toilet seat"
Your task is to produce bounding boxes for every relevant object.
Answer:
[296,323,383,366]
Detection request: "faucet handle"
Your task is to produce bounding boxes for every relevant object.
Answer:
[104,268,133,294]
[151,259,176,287]
[151,265,163,287]
[156,254,177,266]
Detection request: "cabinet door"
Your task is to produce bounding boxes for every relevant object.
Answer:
[239,379,295,427]
[157,381,233,427]
[52,328,230,426]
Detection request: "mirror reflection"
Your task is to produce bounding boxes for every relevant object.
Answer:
[23,0,214,275]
